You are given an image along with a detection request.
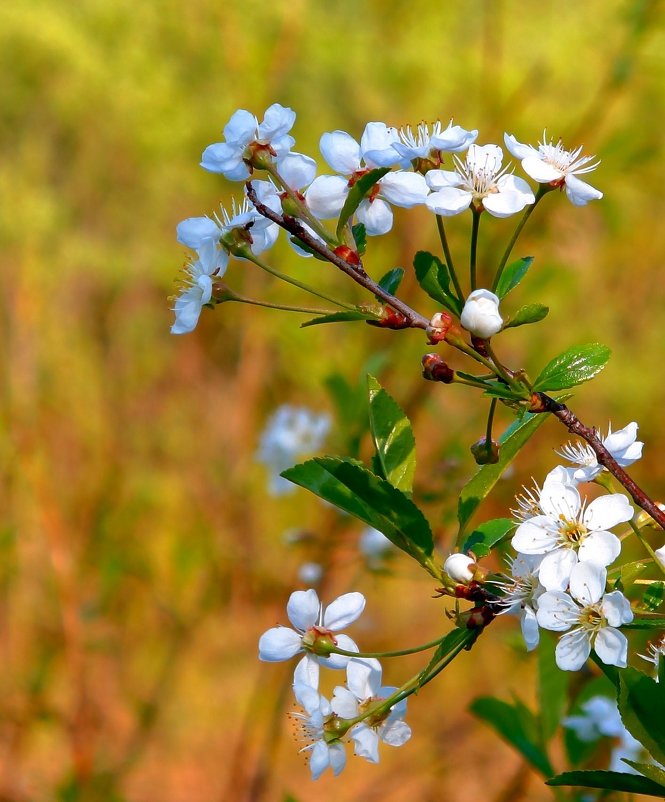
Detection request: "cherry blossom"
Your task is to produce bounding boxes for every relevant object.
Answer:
[460,289,503,338]
[394,120,477,162]
[557,422,643,482]
[291,683,347,779]
[495,554,544,652]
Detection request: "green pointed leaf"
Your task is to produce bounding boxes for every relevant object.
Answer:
[623,761,665,787]
[413,250,462,315]
[352,223,367,255]
[641,581,665,611]
[336,168,390,236]
[616,560,649,590]
[301,308,382,328]
[538,631,570,742]
[367,375,415,493]
[494,256,534,299]
[462,518,514,558]
[532,343,611,392]
[624,615,665,630]
[546,770,665,797]
[470,696,553,776]
[619,667,665,765]
[456,402,570,540]
[375,268,404,300]
[503,303,549,329]
[282,457,435,573]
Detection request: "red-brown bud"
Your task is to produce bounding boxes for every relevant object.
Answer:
[368,307,411,329]
[422,354,454,383]
[333,245,361,266]
[470,437,500,465]
[464,605,495,629]
[470,335,490,357]
[426,311,454,344]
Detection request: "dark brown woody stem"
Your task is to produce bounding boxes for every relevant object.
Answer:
[246,182,431,330]
[533,392,665,531]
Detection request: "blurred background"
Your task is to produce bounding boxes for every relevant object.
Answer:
[2,0,665,799]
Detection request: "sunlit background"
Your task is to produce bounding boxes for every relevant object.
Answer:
[2,0,665,799]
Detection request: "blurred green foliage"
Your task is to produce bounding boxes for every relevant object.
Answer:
[1,0,665,799]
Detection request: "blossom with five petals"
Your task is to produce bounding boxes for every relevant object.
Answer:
[557,422,643,482]
[504,131,603,205]
[394,120,478,162]
[511,482,633,591]
[201,103,296,180]
[258,588,365,688]
[291,683,346,780]
[306,123,428,236]
[331,658,411,764]
[425,144,534,218]
[536,562,633,671]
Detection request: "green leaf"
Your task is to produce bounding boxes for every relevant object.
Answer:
[413,250,462,315]
[641,581,665,611]
[624,615,665,630]
[462,518,514,558]
[456,404,567,540]
[336,168,390,237]
[538,631,570,742]
[352,223,367,255]
[495,256,534,299]
[282,457,436,573]
[532,343,611,392]
[616,560,649,590]
[376,267,404,299]
[619,667,665,765]
[470,696,553,776]
[301,308,381,328]
[623,761,665,788]
[546,770,665,797]
[367,375,415,493]
[503,304,549,329]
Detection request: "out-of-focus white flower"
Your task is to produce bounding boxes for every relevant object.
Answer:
[426,144,534,218]
[201,103,296,180]
[557,422,643,483]
[460,289,503,339]
[305,123,428,236]
[512,481,633,591]
[394,120,478,161]
[536,562,633,671]
[298,562,323,585]
[258,588,365,689]
[291,683,347,780]
[443,553,477,584]
[504,131,602,206]
[494,554,544,652]
[256,405,330,496]
[331,658,411,764]
[563,695,645,774]
[359,527,394,566]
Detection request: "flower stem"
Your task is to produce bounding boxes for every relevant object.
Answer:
[485,398,497,445]
[225,295,340,316]
[436,215,463,300]
[491,185,548,293]
[470,208,481,291]
[330,634,452,660]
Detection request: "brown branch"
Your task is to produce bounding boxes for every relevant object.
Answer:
[533,392,665,531]
[245,182,431,330]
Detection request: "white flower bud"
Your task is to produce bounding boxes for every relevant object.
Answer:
[444,553,476,584]
[460,289,503,339]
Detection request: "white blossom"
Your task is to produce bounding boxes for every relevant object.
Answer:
[460,289,503,339]
[258,589,365,689]
[536,562,633,671]
[291,683,347,780]
[504,131,602,206]
[425,144,534,218]
[494,554,545,651]
[256,405,330,496]
[512,466,579,523]
[201,103,296,180]
[512,481,633,591]
[331,658,411,764]
[394,120,478,161]
[558,422,643,482]
[305,123,428,236]
[170,239,226,335]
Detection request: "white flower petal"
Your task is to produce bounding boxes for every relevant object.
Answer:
[287,589,321,632]
[176,216,220,249]
[328,741,347,776]
[357,198,393,235]
[431,124,478,152]
[604,422,638,454]
[594,627,628,668]
[378,171,428,207]
[381,718,412,746]
[583,494,633,531]
[565,174,603,206]
[324,592,366,630]
[601,591,634,627]
[351,724,381,763]
[360,122,401,167]
[556,629,591,671]
[278,152,317,189]
[200,142,250,179]
[171,288,206,335]
[521,155,563,183]
[346,657,382,700]
[425,169,461,191]
[320,131,361,174]
[460,289,503,338]
[536,591,579,631]
[294,654,320,688]
[306,175,349,219]
[521,606,540,651]
[223,109,258,144]
[482,186,533,218]
[331,686,360,718]
[503,133,537,161]
[258,626,303,661]
[425,187,473,216]
[539,548,578,592]
[309,740,331,779]
[467,143,503,173]
[257,103,295,141]
[578,530,621,566]
[512,518,559,554]
[539,482,581,520]
[320,634,358,670]
[569,561,606,606]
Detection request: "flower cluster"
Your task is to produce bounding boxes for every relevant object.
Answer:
[499,423,645,670]
[258,589,411,778]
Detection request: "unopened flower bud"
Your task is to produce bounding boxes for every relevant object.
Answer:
[470,437,500,464]
[422,353,454,383]
[444,553,477,584]
[333,245,361,266]
[427,311,453,344]
[460,289,503,339]
[368,307,411,329]
[463,605,495,630]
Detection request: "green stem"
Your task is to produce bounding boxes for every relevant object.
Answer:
[492,185,548,293]
[629,519,665,579]
[247,253,357,310]
[485,398,497,445]
[485,342,518,389]
[226,296,340,316]
[436,215,464,300]
[330,634,450,660]
[470,208,481,290]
